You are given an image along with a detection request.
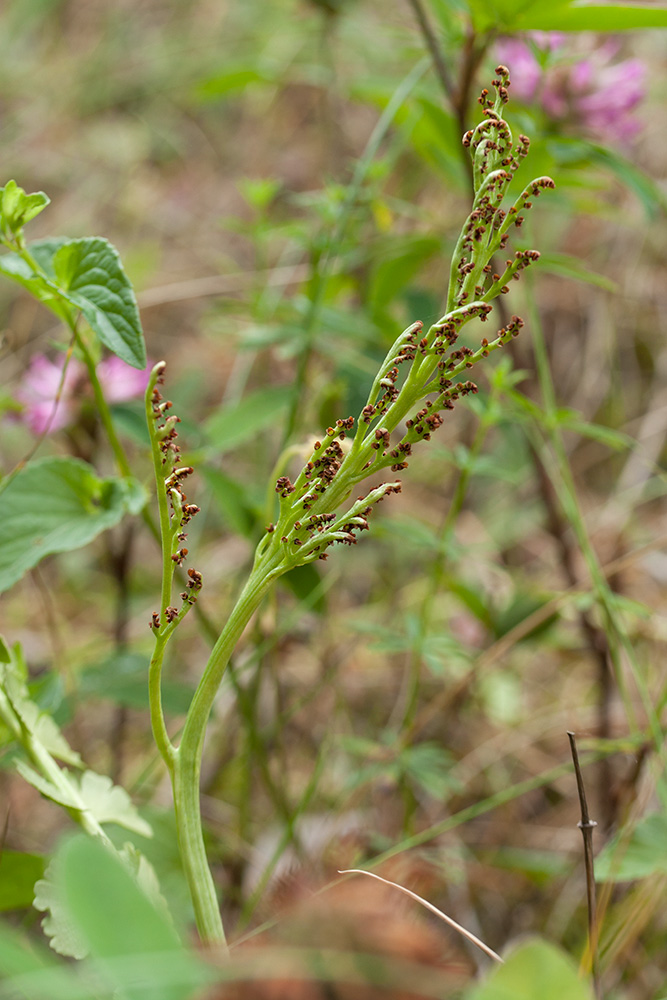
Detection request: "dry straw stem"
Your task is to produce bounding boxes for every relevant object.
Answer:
[338,869,503,965]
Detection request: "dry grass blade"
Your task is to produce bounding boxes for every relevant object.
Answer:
[338,869,503,964]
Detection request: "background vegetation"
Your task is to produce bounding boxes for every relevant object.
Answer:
[1,1,667,997]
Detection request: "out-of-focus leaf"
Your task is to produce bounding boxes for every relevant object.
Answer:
[192,63,275,102]
[596,812,667,881]
[0,639,82,767]
[537,252,617,292]
[205,385,293,454]
[58,836,208,1000]
[0,457,146,593]
[79,651,194,715]
[14,763,152,838]
[514,3,667,31]
[465,936,594,1000]
[481,847,571,886]
[0,851,45,912]
[34,857,89,960]
[467,0,568,32]
[201,465,257,538]
[587,144,667,217]
[281,563,327,615]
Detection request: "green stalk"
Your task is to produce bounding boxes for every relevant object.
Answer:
[172,561,280,946]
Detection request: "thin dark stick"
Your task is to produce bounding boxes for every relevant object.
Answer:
[568,731,602,999]
[405,0,454,99]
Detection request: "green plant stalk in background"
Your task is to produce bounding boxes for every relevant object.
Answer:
[145,67,555,945]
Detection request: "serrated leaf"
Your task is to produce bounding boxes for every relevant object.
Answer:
[33,856,89,960]
[58,836,207,1000]
[77,771,152,838]
[14,761,79,809]
[52,238,146,368]
[465,936,594,1000]
[595,812,667,881]
[0,851,46,912]
[0,456,146,594]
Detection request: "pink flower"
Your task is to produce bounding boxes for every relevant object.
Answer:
[15,354,84,434]
[96,355,152,403]
[495,34,645,146]
[14,353,152,435]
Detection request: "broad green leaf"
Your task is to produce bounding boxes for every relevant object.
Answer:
[467,0,569,32]
[53,238,146,368]
[0,456,146,594]
[0,919,82,1000]
[595,812,667,881]
[513,3,667,31]
[58,836,208,1000]
[537,252,617,293]
[465,937,594,1000]
[0,851,45,912]
[204,384,293,454]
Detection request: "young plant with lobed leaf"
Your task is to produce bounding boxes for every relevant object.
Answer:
[145,66,554,947]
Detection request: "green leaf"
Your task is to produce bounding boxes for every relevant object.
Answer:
[0,239,71,322]
[514,3,667,31]
[0,919,82,1000]
[76,771,153,838]
[586,144,667,217]
[465,937,594,1000]
[14,762,78,809]
[57,836,208,999]
[0,457,146,594]
[0,181,50,235]
[33,856,89,960]
[201,465,257,538]
[467,0,568,32]
[537,252,617,293]
[0,851,45,912]
[281,562,327,615]
[79,651,194,715]
[204,384,293,454]
[52,238,146,368]
[192,63,275,102]
[595,812,667,881]
[0,640,82,767]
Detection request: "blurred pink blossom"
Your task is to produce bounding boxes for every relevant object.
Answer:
[15,353,151,435]
[495,34,645,145]
[97,355,152,403]
[15,355,84,434]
